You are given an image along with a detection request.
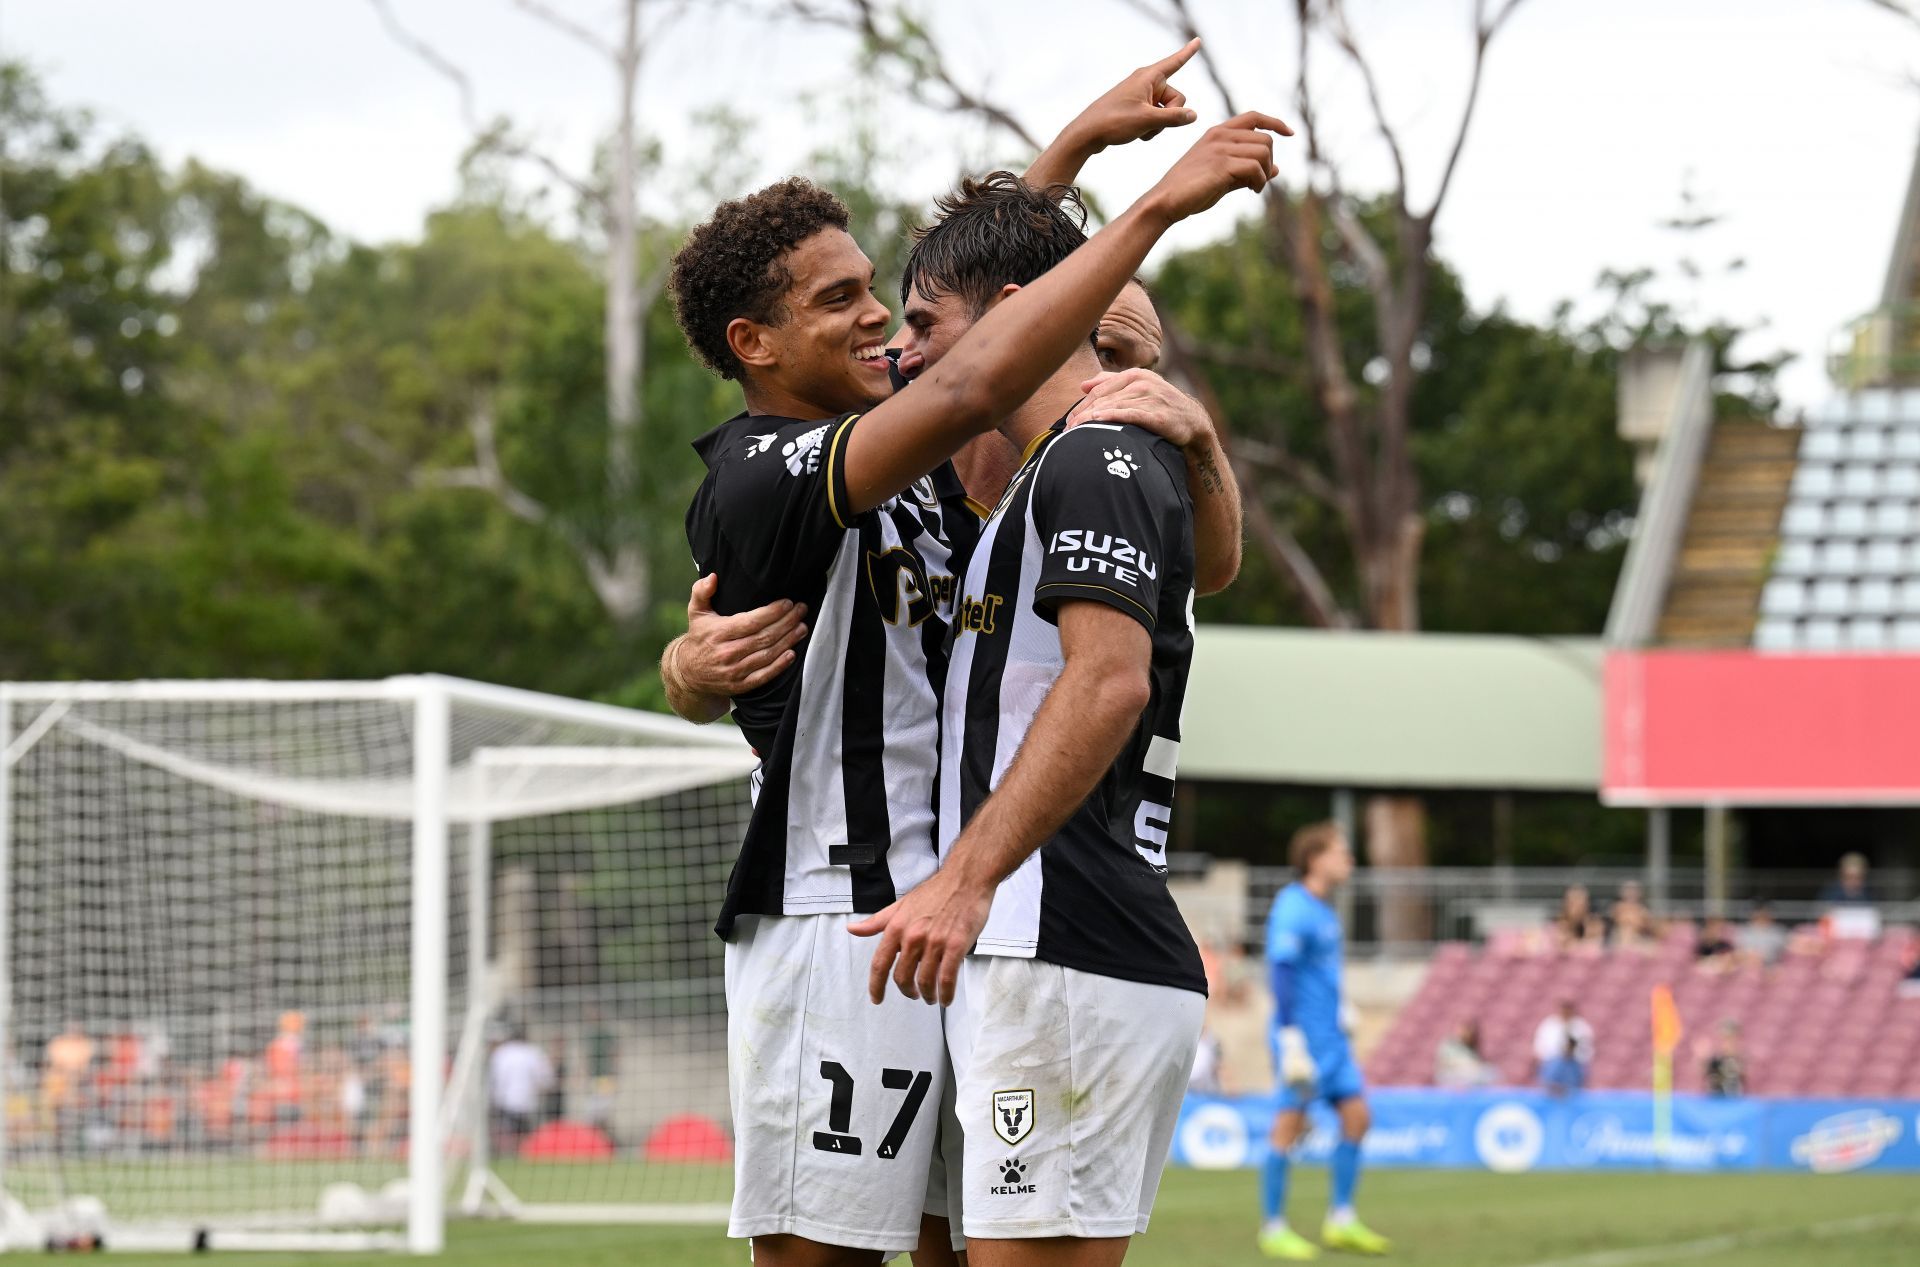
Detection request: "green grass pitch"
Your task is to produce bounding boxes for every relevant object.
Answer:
[67,1167,1920,1266]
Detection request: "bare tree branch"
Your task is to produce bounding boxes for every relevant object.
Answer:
[486,128,605,203]
[1324,176,1392,301]
[1269,9,1372,537]
[1158,318,1350,627]
[1112,0,1175,27]
[341,424,403,470]
[1324,0,1409,203]
[419,397,650,619]
[780,0,1044,150]
[370,0,602,203]
[637,257,673,312]
[1236,471,1351,628]
[1426,0,1530,221]
[418,396,555,529]
[370,0,480,130]
[1165,0,1242,115]
[511,0,618,59]
[374,0,662,625]
[1234,437,1343,509]
[1184,340,1301,379]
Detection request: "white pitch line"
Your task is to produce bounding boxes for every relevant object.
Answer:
[1513,1209,1918,1267]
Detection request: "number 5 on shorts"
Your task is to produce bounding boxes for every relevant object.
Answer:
[811,1061,933,1159]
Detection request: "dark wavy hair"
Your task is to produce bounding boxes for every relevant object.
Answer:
[668,177,851,381]
[900,172,1089,316]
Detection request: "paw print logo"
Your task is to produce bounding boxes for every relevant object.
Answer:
[1104,448,1138,479]
[999,1158,1026,1184]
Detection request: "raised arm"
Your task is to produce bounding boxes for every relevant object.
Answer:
[837,109,1291,516]
[850,601,1152,1005]
[1023,39,1202,192]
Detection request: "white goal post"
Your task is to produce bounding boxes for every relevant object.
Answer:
[0,676,755,1253]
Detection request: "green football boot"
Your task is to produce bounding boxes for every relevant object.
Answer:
[1258,1223,1323,1260]
[1321,1217,1392,1255]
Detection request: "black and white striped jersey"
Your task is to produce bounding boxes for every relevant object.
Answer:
[686,411,981,938]
[937,421,1206,995]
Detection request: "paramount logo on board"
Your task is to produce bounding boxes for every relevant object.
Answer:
[1564,1114,1746,1167]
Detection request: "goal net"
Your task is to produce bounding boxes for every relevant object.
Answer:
[0,677,753,1252]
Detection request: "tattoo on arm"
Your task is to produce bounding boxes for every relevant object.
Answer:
[1193,445,1228,496]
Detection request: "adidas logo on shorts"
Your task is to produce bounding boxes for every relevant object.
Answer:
[989,1157,1035,1195]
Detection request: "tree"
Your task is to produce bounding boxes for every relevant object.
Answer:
[0,65,369,680]
[370,0,687,627]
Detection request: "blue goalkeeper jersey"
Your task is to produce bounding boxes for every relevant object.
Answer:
[1265,882,1345,1044]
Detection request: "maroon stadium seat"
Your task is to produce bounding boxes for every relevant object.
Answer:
[1368,936,1920,1095]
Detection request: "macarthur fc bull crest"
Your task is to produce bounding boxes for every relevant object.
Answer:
[992,1089,1035,1146]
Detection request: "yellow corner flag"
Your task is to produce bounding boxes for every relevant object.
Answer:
[1650,983,1683,1166]
[1651,984,1684,1057]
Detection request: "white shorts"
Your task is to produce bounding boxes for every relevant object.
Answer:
[940,955,1204,1242]
[724,913,950,1252]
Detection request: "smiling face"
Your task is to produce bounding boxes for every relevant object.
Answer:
[729,227,894,415]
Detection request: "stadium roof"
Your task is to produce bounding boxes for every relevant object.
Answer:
[1182,627,1603,791]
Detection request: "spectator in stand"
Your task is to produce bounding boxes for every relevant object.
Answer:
[1551,885,1607,953]
[1434,1021,1496,1089]
[263,1011,304,1124]
[42,1019,94,1147]
[1736,902,1789,967]
[1899,940,1920,1000]
[1608,880,1660,951]
[1695,917,1740,973]
[487,1025,553,1158]
[543,1039,568,1123]
[1820,853,1872,908]
[1539,1034,1585,1098]
[584,1009,617,1141]
[5,1042,34,1147]
[1532,999,1594,1081]
[220,1054,253,1145]
[1703,1020,1745,1097]
[349,1013,383,1150]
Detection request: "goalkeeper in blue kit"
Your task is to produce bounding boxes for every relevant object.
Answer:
[1259,822,1390,1259]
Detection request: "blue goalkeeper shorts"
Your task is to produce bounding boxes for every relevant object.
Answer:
[1273,1030,1365,1109]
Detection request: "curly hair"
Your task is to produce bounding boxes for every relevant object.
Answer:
[668,177,851,381]
[901,172,1089,316]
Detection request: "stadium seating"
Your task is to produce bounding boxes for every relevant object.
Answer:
[1364,925,1920,1097]
[1756,388,1920,650]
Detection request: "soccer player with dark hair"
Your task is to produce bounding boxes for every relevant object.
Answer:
[851,164,1257,1264]
[663,44,1287,1264]
[1258,822,1391,1259]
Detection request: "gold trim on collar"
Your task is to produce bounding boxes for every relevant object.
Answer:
[1019,428,1053,465]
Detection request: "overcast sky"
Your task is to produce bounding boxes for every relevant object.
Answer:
[6,0,1919,410]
